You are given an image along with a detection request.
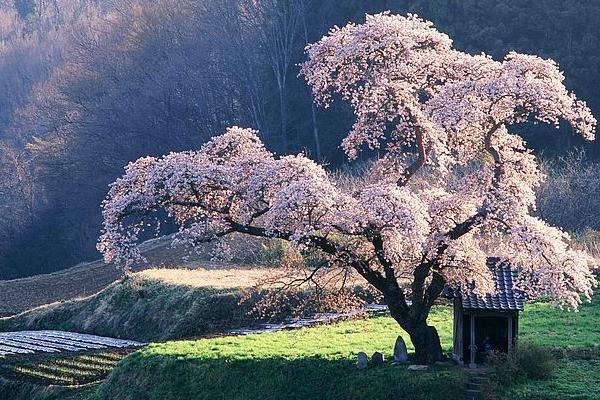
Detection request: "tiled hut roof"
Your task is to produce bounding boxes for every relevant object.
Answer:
[460,259,525,311]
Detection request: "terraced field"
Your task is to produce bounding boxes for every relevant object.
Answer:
[0,331,145,356]
[1,350,134,386]
[0,331,145,387]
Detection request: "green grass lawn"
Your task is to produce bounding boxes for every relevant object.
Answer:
[498,359,600,400]
[520,298,600,349]
[92,307,466,400]
[88,297,600,400]
[496,296,600,400]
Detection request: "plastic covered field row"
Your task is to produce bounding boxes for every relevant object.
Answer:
[0,330,145,356]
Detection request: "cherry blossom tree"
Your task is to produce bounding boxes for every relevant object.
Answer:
[98,13,598,363]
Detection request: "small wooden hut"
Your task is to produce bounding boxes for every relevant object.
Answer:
[448,258,524,368]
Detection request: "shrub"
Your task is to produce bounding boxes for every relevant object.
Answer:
[486,350,519,385]
[514,342,556,380]
[487,342,555,385]
[259,239,289,265]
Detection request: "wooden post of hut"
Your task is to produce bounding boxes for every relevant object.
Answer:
[449,258,524,368]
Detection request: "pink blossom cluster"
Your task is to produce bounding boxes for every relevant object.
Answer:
[100,13,597,310]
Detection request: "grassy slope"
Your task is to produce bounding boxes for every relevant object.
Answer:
[93,308,467,400]
[0,237,175,317]
[2,264,598,400]
[1,309,467,400]
[519,299,600,348]
[0,273,261,342]
[88,297,600,400]
[0,267,369,342]
[0,235,267,317]
[0,378,97,400]
[2,298,599,399]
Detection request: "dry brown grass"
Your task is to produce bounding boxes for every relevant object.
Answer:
[136,268,280,289]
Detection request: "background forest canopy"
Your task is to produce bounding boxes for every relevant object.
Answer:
[1,0,600,279]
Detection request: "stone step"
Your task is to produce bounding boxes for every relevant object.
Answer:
[465,367,488,399]
[465,388,483,400]
[467,369,488,375]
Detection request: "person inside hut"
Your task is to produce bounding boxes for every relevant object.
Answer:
[481,336,493,361]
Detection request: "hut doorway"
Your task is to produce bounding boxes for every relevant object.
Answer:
[461,315,515,365]
[476,316,509,356]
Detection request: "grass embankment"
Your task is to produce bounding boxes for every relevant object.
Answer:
[0,377,96,400]
[0,269,277,341]
[95,309,466,400]
[0,237,179,317]
[0,267,371,342]
[1,308,466,400]
[0,233,271,317]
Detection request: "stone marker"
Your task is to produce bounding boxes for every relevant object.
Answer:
[371,351,385,366]
[357,352,368,369]
[407,364,428,371]
[392,336,408,364]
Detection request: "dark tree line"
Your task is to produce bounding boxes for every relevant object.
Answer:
[1,0,600,278]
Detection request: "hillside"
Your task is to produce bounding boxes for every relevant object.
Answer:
[0,238,173,317]
[93,298,600,400]
[0,267,281,341]
[0,236,272,317]
[2,0,600,280]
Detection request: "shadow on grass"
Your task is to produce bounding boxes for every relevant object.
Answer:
[95,353,468,400]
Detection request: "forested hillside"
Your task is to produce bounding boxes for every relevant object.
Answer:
[1,0,599,279]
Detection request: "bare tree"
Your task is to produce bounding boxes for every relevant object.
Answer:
[244,0,302,152]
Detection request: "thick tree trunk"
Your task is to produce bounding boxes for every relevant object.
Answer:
[409,323,444,364]
[386,291,444,364]
[389,313,444,364]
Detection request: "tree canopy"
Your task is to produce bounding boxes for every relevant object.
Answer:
[98,13,597,363]
[2,0,600,279]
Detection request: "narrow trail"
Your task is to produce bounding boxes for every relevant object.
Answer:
[227,304,389,335]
